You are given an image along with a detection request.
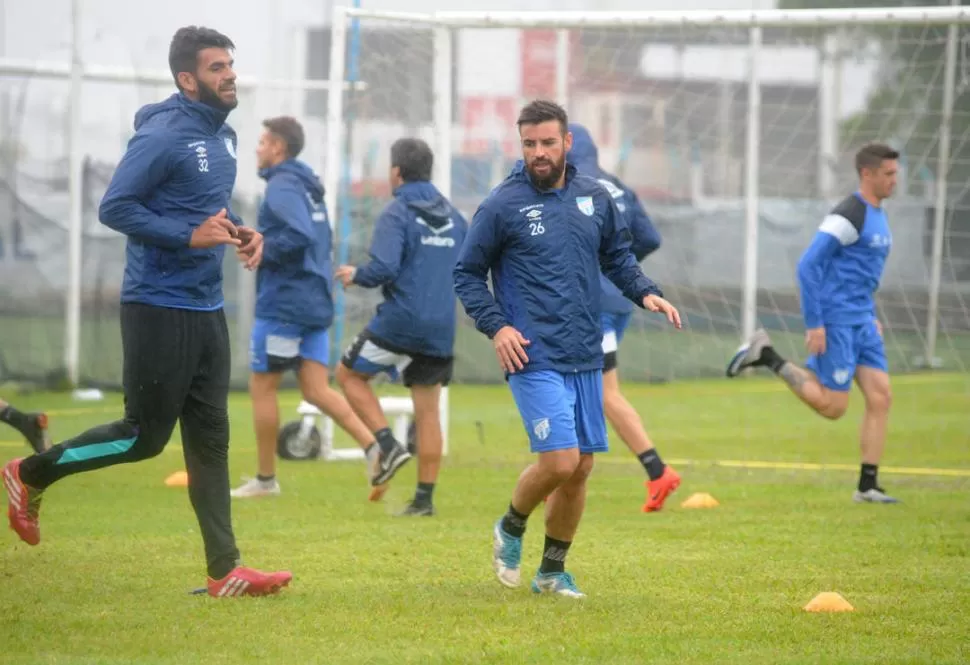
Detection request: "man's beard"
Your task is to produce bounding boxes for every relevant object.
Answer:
[198,80,238,112]
[527,155,565,190]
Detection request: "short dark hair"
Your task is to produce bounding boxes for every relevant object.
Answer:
[390,138,434,182]
[263,116,305,159]
[517,99,568,134]
[168,26,235,89]
[855,143,899,175]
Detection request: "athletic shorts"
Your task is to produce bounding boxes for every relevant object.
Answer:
[250,318,329,373]
[340,330,453,387]
[806,320,888,392]
[507,369,607,455]
[601,312,632,372]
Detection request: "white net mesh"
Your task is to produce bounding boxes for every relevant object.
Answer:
[0,0,331,388]
[333,11,970,385]
[1,5,968,395]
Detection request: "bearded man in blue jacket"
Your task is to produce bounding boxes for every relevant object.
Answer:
[2,26,291,597]
[231,116,380,500]
[455,100,682,598]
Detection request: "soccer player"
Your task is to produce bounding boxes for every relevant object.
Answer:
[231,117,382,499]
[726,143,899,504]
[454,100,682,598]
[568,123,681,512]
[0,398,49,454]
[2,27,292,596]
[335,138,468,517]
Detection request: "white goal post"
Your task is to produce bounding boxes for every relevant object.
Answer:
[325,4,970,382]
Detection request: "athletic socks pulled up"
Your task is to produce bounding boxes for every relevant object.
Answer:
[500,503,529,538]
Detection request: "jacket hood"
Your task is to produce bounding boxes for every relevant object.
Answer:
[396,181,452,229]
[260,159,325,203]
[134,92,230,133]
[567,123,599,172]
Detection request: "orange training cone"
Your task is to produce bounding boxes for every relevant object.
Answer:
[164,470,189,487]
[680,492,719,509]
[804,592,854,612]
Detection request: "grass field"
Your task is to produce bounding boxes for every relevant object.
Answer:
[1,373,968,664]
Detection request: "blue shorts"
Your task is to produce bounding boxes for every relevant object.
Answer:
[250,318,329,374]
[806,321,888,392]
[601,312,632,372]
[507,369,608,455]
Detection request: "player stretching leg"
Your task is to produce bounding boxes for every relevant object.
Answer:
[232,117,381,498]
[726,143,899,504]
[335,138,468,516]
[3,27,291,596]
[0,399,50,454]
[455,101,682,598]
[568,123,680,512]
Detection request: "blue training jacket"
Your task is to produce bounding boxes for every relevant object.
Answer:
[454,161,662,375]
[99,92,242,310]
[568,123,662,316]
[255,159,333,329]
[354,180,468,358]
[797,192,892,329]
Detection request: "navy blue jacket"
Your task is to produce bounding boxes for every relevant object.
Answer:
[99,93,241,310]
[454,161,662,375]
[798,192,892,329]
[568,123,662,316]
[354,180,468,358]
[255,159,333,329]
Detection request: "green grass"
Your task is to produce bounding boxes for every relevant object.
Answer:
[1,374,969,664]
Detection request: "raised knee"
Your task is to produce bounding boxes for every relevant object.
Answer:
[819,403,848,420]
[548,456,580,483]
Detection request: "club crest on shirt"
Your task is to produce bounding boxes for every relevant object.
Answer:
[224,137,237,160]
[576,196,594,216]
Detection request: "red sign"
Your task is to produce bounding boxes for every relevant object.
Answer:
[461,96,518,156]
[521,30,558,100]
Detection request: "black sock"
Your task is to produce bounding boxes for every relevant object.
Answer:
[859,463,879,492]
[256,474,275,483]
[500,503,529,538]
[414,482,435,506]
[375,428,398,455]
[539,535,572,574]
[0,405,29,436]
[759,346,787,373]
[638,449,666,481]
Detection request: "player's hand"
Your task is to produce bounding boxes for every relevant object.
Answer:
[643,294,682,329]
[492,325,530,374]
[805,327,826,355]
[335,265,357,287]
[874,319,883,337]
[235,227,263,271]
[190,209,241,249]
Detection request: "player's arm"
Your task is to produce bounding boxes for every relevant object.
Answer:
[98,131,194,248]
[796,213,855,330]
[454,202,509,339]
[351,207,406,288]
[599,195,662,304]
[626,190,661,261]
[261,177,315,266]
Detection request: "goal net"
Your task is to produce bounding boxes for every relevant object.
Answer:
[326,6,970,389]
[1,4,968,401]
